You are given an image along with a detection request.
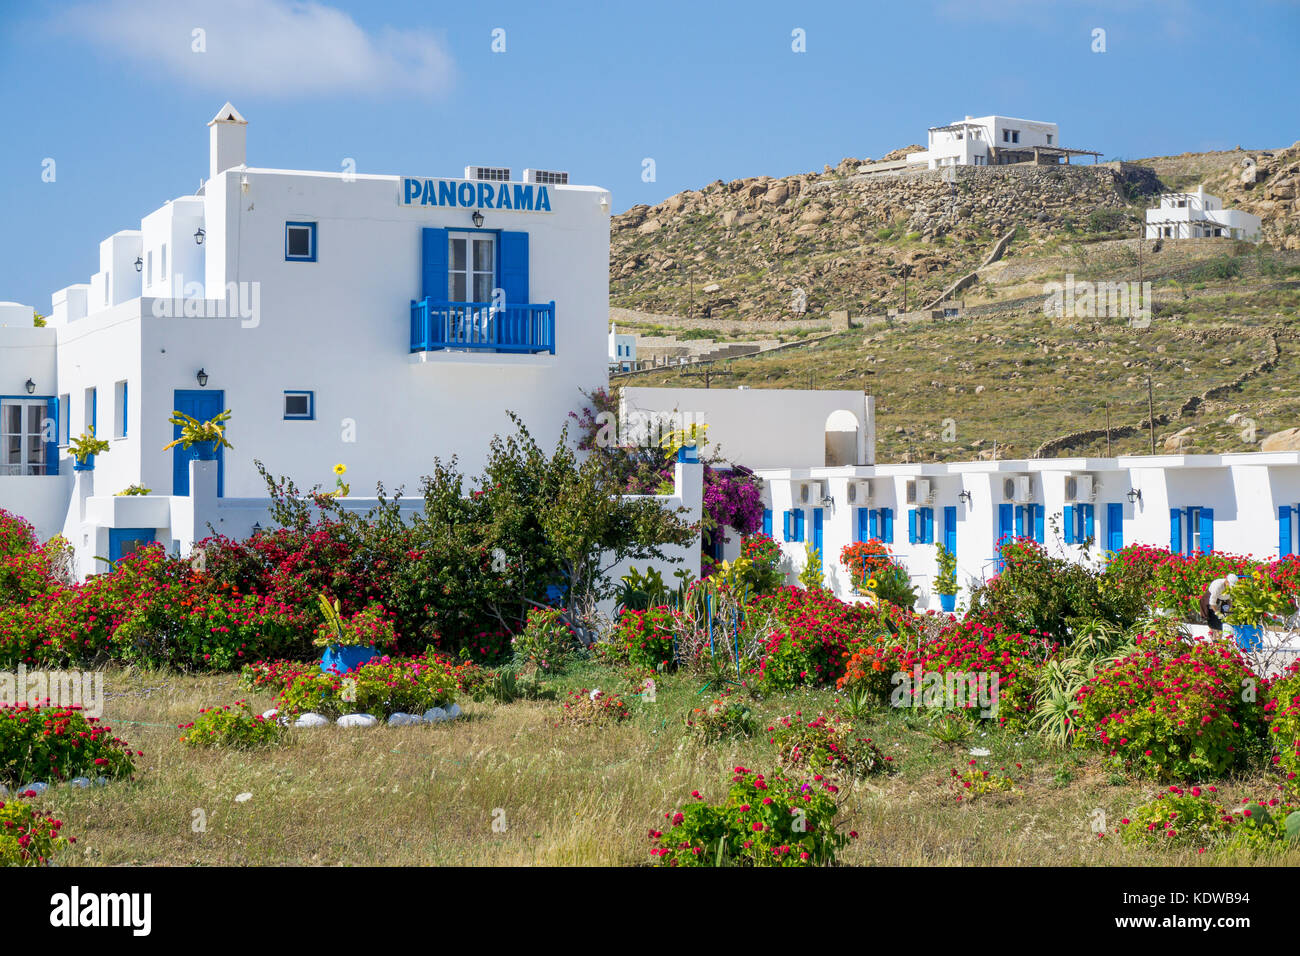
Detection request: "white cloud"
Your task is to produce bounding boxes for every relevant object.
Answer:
[55,0,455,98]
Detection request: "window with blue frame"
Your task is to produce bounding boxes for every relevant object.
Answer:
[1170,506,1214,556]
[283,390,315,420]
[762,508,773,537]
[285,222,317,262]
[783,508,806,543]
[907,506,935,545]
[1062,503,1095,545]
[1014,504,1045,544]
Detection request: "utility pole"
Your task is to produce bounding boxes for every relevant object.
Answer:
[902,264,910,314]
[1146,375,1156,454]
[1105,405,1112,456]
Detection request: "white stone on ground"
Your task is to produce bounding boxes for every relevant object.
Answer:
[293,712,330,728]
[422,707,447,723]
[446,703,461,720]
[337,713,379,728]
[69,777,91,788]
[387,712,422,726]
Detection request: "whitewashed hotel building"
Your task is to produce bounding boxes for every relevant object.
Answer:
[0,104,611,574]
[1145,186,1262,241]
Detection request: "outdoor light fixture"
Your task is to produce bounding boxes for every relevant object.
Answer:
[194,227,206,245]
[251,522,262,535]
[240,175,250,194]
[958,489,973,505]
[24,379,35,395]
[134,256,143,272]
[196,368,209,387]
[1127,488,1143,505]
[471,209,485,228]
[598,194,610,213]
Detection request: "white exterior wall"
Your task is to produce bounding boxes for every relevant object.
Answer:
[1145,187,1262,241]
[909,115,1060,169]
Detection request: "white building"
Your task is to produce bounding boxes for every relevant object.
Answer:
[907,115,1100,169]
[609,325,637,372]
[1145,186,1262,241]
[0,103,611,576]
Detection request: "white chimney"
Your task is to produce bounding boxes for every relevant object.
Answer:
[208,102,247,181]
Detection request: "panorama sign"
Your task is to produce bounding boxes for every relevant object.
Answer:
[401,177,553,212]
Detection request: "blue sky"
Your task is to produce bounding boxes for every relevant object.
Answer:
[1,0,1296,311]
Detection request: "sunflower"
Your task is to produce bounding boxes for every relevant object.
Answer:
[866,578,878,589]
[333,463,347,476]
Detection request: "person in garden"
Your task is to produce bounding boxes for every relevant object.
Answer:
[1200,573,1238,631]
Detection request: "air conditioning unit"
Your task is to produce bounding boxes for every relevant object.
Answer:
[846,479,873,505]
[905,478,934,505]
[464,165,511,182]
[523,168,569,185]
[1063,474,1095,503]
[1002,475,1034,504]
[796,480,823,504]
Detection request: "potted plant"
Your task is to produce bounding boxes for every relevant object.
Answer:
[162,409,233,460]
[313,594,395,674]
[68,428,110,471]
[1223,571,1293,652]
[935,543,958,613]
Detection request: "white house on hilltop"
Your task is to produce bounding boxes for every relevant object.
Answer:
[0,103,611,576]
[1145,186,1262,241]
[907,115,1101,169]
[609,325,637,372]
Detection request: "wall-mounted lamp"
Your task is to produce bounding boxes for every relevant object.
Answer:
[134,256,143,272]
[251,522,262,535]
[24,378,36,395]
[1127,488,1143,505]
[240,175,250,194]
[471,209,485,228]
[194,227,206,245]
[820,493,834,509]
[598,194,610,213]
[196,368,209,387]
[958,489,973,505]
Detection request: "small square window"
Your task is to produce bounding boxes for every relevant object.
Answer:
[284,391,314,420]
[285,222,317,262]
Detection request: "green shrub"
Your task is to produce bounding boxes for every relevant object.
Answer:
[1119,785,1299,850]
[0,799,71,866]
[179,700,286,749]
[649,767,853,866]
[1267,665,1300,785]
[684,691,756,743]
[0,703,136,787]
[612,606,676,670]
[511,607,578,673]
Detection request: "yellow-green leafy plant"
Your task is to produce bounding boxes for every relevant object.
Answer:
[68,428,110,464]
[162,409,233,452]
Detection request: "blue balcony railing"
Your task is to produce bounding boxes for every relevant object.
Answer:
[410,298,556,355]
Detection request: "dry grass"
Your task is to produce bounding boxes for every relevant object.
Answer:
[24,660,1299,867]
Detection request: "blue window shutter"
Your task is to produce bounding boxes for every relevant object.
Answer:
[1015,505,1024,538]
[1170,508,1183,554]
[1281,505,1293,558]
[795,509,805,542]
[783,510,792,542]
[998,503,1013,545]
[813,508,824,554]
[1200,507,1214,554]
[883,508,894,544]
[924,507,935,544]
[1107,502,1123,552]
[857,507,869,542]
[1063,505,1075,544]
[1084,504,1095,542]
[868,508,878,540]
[762,508,772,537]
[498,231,530,307]
[44,397,59,476]
[908,508,918,544]
[1033,505,1045,543]
[421,227,449,301]
[943,505,957,554]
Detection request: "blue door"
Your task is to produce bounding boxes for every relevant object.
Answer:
[812,507,824,555]
[172,389,225,496]
[1107,502,1124,552]
[108,527,155,567]
[943,505,957,555]
[997,503,1014,570]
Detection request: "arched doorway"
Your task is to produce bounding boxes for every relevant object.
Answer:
[824,409,860,466]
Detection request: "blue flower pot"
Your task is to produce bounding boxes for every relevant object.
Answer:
[940,593,957,613]
[193,441,219,461]
[1230,623,1262,652]
[72,459,94,472]
[320,644,377,674]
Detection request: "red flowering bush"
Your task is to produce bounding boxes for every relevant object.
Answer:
[839,539,896,592]
[0,509,37,562]
[1148,549,1259,619]
[769,711,894,777]
[752,586,900,690]
[0,799,72,866]
[0,702,137,786]
[557,688,630,726]
[684,691,756,742]
[836,637,901,701]
[612,606,676,670]
[274,654,458,718]
[893,620,1052,730]
[511,607,578,672]
[240,659,315,693]
[949,758,1019,801]
[649,767,853,867]
[1073,634,1266,781]
[179,700,285,749]
[1118,785,1298,850]
[1266,663,1300,786]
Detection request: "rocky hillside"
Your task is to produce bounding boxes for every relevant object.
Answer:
[610,144,1300,323]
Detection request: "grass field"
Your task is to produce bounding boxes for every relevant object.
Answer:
[33,661,1300,867]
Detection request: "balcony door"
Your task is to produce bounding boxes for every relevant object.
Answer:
[1,399,52,476]
[447,232,495,303]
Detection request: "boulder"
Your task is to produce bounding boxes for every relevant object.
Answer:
[1261,427,1300,452]
[293,712,330,728]
[386,712,422,727]
[446,703,462,720]
[69,777,91,788]
[336,713,379,728]
[422,707,448,723]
